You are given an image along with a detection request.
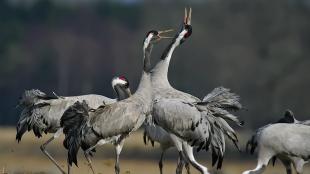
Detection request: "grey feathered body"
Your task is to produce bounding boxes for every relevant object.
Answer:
[150,43,242,169]
[84,73,152,147]
[152,60,240,145]
[17,89,115,140]
[258,123,310,160]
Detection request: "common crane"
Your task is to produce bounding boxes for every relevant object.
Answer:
[245,109,310,174]
[150,8,243,174]
[60,29,172,174]
[16,76,131,174]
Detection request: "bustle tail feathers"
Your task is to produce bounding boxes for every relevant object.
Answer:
[196,87,244,126]
[16,89,58,142]
[60,100,90,166]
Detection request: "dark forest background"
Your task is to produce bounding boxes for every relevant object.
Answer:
[1,0,310,130]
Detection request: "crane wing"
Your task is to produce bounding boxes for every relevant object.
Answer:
[91,102,145,139]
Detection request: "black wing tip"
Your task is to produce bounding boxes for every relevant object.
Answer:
[16,136,22,143]
[143,131,147,145]
[216,156,224,169]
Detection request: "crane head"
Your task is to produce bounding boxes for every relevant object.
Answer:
[144,29,174,45]
[112,76,132,100]
[179,7,192,44]
[112,76,129,89]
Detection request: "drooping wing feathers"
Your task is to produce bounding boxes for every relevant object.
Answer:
[195,87,243,126]
[18,89,58,107]
[201,87,242,110]
[153,87,243,168]
[16,89,112,142]
[16,101,52,141]
[16,89,60,141]
[60,100,90,166]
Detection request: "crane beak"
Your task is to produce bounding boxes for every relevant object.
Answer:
[184,7,192,25]
[154,29,174,42]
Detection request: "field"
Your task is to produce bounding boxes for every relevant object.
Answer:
[0,127,309,174]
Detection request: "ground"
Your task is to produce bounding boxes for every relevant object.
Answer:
[0,127,309,174]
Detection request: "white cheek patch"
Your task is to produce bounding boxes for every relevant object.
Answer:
[143,34,153,50]
[112,78,127,88]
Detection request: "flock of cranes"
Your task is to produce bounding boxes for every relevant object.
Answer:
[15,8,309,174]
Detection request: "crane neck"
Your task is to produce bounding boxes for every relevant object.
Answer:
[131,38,154,106]
[151,33,184,88]
[143,44,153,73]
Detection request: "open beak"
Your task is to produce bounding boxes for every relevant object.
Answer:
[154,29,174,41]
[184,7,192,25]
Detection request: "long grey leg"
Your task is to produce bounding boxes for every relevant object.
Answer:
[40,129,66,174]
[176,151,185,174]
[168,134,184,174]
[67,159,71,174]
[292,157,306,174]
[83,139,107,174]
[114,139,125,174]
[182,142,209,174]
[159,149,166,174]
[185,160,191,174]
[84,151,95,174]
[279,157,292,174]
[242,149,274,174]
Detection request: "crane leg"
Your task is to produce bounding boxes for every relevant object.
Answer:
[114,139,125,174]
[279,157,292,174]
[169,134,184,174]
[242,149,274,174]
[84,151,95,174]
[67,159,71,174]
[291,157,305,174]
[40,129,66,174]
[158,150,165,174]
[176,151,185,174]
[185,160,191,174]
[83,139,107,174]
[182,142,209,174]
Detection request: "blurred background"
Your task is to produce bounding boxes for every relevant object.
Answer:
[1,0,310,173]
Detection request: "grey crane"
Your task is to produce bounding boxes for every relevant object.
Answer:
[16,76,131,174]
[60,29,172,174]
[150,8,243,174]
[245,109,310,174]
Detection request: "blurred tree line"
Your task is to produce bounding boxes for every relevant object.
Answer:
[0,0,310,129]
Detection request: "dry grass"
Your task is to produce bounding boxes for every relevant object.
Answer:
[0,127,309,174]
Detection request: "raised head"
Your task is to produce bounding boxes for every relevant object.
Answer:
[143,29,173,72]
[143,29,174,50]
[160,8,192,60]
[178,7,193,45]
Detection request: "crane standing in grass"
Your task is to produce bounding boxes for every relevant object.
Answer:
[16,76,131,174]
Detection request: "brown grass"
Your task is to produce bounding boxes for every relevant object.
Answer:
[0,127,309,174]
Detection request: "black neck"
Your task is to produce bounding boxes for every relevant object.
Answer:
[144,44,153,73]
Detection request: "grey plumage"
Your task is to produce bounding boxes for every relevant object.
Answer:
[61,30,164,174]
[150,9,243,174]
[244,110,310,174]
[16,77,130,174]
[16,89,113,141]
